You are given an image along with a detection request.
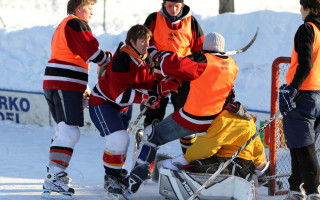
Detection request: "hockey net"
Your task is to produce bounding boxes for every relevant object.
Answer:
[269,57,320,195]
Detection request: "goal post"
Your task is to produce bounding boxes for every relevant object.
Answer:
[269,56,320,196]
[269,56,291,195]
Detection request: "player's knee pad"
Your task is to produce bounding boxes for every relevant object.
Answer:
[136,125,158,164]
[54,121,80,148]
[105,130,130,154]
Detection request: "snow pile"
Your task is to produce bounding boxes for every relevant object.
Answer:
[0,10,301,111]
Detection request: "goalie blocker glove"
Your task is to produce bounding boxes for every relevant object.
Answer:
[278,84,298,115]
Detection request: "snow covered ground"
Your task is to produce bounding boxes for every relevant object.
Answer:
[0,0,304,199]
[0,120,284,200]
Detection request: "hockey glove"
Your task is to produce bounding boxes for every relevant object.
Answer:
[153,50,173,63]
[97,51,113,79]
[157,154,189,172]
[157,77,181,97]
[141,91,160,109]
[147,45,158,58]
[278,84,298,115]
[252,161,270,187]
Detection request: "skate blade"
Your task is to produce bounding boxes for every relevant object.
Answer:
[104,191,120,200]
[41,189,74,200]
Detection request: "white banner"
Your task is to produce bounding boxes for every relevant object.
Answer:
[0,89,96,131]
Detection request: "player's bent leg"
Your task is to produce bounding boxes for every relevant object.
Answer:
[123,115,196,198]
[121,125,158,199]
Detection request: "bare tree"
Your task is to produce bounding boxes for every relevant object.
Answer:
[219,0,234,14]
[0,16,6,28]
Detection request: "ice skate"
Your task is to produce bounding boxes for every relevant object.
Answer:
[41,171,75,199]
[284,191,306,200]
[306,185,320,200]
[46,166,72,185]
[104,175,123,200]
[284,184,306,200]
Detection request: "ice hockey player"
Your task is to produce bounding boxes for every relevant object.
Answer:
[88,24,181,200]
[42,0,113,199]
[120,32,241,199]
[279,0,320,199]
[157,101,269,184]
[140,0,205,156]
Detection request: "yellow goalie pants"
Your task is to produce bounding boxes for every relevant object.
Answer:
[184,110,265,167]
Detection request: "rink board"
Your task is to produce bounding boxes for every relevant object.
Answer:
[0,89,272,145]
[0,89,95,130]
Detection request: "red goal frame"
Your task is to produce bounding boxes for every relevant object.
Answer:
[269,56,291,195]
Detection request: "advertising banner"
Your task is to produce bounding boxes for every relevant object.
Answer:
[0,89,96,131]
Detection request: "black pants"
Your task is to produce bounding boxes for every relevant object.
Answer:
[289,143,320,194]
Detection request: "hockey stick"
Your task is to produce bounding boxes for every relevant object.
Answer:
[222,27,259,56]
[187,110,281,200]
[127,95,159,134]
[151,27,259,69]
[259,173,291,181]
[129,96,158,169]
[127,106,148,134]
[130,106,148,169]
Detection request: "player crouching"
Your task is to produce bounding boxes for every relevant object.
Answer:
[156,101,270,199]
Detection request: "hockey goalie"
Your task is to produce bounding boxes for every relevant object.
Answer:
[154,102,270,200]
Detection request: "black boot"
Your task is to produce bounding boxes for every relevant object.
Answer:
[120,164,149,199]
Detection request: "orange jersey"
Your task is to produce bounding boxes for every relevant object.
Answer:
[183,53,238,116]
[286,22,320,90]
[153,12,192,57]
[89,44,157,109]
[160,52,238,132]
[50,15,89,69]
[43,15,102,92]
